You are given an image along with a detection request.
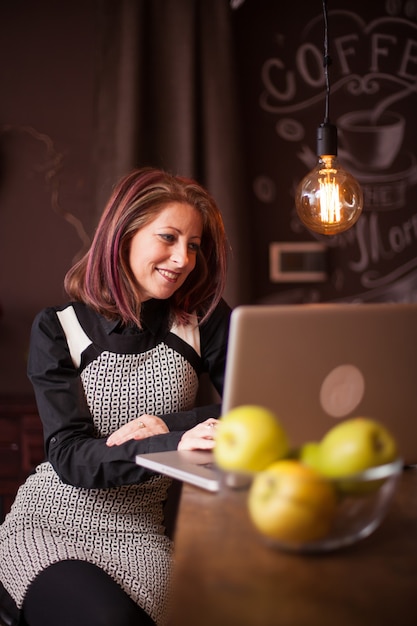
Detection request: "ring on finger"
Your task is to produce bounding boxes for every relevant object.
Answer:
[137,421,145,429]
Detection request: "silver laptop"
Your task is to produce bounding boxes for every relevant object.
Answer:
[135,449,220,492]
[136,303,417,489]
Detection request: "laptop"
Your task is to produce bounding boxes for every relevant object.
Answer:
[136,448,220,492]
[136,302,417,490]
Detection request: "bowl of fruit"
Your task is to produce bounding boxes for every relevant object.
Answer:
[214,405,403,553]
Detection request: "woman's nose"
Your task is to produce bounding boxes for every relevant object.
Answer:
[171,243,189,266]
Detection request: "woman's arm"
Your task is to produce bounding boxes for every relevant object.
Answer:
[27,307,185,489]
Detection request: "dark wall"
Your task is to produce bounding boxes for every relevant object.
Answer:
[232,0,417,304]
[0,1,102,392]
[1,0,417,394]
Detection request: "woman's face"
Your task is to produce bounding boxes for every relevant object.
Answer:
[129,202,203,302]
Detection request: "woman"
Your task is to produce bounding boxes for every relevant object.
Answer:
[0,167,231,626]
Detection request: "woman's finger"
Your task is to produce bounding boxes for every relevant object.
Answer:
[106,417,149,446]
[178,436,216,451]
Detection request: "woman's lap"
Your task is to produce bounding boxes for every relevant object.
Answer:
[20,560,156,626]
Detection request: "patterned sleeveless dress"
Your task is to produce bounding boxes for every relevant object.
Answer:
[0,299,229,625]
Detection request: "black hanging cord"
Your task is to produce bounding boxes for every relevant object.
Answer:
[317,0,337,156]
[322,0,332,124]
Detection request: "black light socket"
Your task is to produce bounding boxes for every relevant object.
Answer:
[316,122,338,156]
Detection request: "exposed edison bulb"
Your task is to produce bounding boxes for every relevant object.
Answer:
[295,125,364,236]
[295,155,363,235]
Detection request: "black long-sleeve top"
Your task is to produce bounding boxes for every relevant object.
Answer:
[27,298,231,489]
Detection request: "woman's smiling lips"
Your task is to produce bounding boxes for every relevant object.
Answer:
[156,268,181,283]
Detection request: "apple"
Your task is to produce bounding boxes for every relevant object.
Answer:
[214,405,289,473]
[247,459,337,544]
[299,441,321,470]
[318,417,398,479]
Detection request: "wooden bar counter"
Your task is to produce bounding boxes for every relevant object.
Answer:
[169,467,417,626]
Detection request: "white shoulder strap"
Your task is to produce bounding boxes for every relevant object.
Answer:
[56,306,93,368]
[170,313,201,356]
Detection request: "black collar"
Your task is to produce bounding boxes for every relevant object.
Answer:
[98,299,171,336]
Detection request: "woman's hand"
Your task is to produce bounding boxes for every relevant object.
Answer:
[177,418,218,451]
[106,415,169,446]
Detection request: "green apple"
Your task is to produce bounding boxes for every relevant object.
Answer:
[247,459,337,544]
[299,441,321,470]
[214,405,289,473]
[318,417,398,479]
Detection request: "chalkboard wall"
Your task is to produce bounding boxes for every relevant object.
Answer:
[232,0,417,304]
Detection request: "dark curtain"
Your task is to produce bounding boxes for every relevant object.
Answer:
[94,0,251,309]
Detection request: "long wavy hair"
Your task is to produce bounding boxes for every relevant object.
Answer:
[64,167,229,326]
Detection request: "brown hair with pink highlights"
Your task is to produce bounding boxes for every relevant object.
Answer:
[64,167,229,326]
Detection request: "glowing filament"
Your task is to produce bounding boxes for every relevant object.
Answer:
[319,176,341,223]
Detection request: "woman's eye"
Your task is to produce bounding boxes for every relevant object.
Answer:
[188,242,200,253]
[159,233,175,243]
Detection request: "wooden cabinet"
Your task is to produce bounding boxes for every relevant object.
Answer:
[0,395,44,521]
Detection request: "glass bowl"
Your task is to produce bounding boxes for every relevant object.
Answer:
[221,458,403,553]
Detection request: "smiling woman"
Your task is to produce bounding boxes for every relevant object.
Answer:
[0,167,231,626]
[65,167,228,328]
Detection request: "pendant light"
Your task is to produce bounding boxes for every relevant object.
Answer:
[295,0,363,236]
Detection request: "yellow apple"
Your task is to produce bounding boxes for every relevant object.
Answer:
[318,417,398,478]
[214,405,289,473]
[299,441,321,470]
[247,459,337,544]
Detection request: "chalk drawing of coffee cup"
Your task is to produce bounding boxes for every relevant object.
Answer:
[338,110,405,171]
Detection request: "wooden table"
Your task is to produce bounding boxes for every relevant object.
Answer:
[169,467,417,626]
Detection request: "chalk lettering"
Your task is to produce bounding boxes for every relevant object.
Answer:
[398,38,417,78]
[362,180,407,210]
[261,58,295,102]
[296,43,324,87]
[260,23,417,108]
[349,212,417,273]
[370,34,397,71]
[333,34,359,75]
